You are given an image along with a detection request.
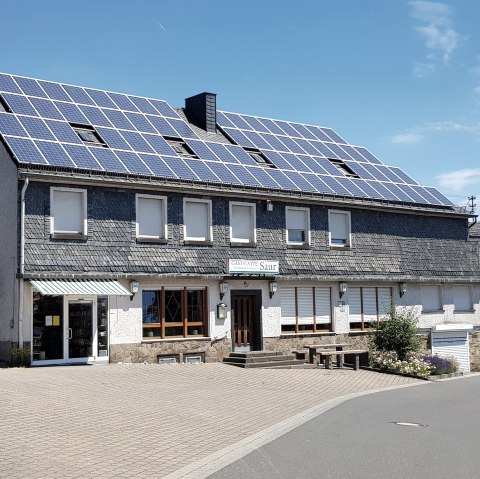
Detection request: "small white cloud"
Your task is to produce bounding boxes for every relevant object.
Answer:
[437,168,480,191]
[409,1,461,75]
[390,133,424,144]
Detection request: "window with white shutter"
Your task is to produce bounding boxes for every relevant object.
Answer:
[349,286,392,331]
[286,207,310,245]
[421,285,442,312]
[453,285,473,311]
[50,187,87,237]
[315,287,332,331]
[183,199,212,242]
[297,288,314,331]
[136,195,167,240]
[230,202,255,243]
[328,210,351,246]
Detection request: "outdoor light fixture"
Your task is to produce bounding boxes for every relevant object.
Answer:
[130,280,139,294]
[269,281,278,299]
[216,303,228,320]
[399,282,407,298]
[339,282,347,298]
[266,200,274,212]
[219,281,229,300]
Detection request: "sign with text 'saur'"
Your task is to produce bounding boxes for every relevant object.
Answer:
[228,259,279,275]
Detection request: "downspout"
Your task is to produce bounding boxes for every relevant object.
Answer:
[18,177,29,348]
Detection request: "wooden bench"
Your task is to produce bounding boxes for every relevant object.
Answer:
[306,343,351,365]
[316,349,369,370]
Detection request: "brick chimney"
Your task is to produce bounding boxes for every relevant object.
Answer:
[184,92,217,133]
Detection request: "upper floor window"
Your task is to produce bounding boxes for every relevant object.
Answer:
[136,194,167,242]
[183,198,212,243]
[453,285,473,312]
[230,202,256,244]
[286,207,310,245]
[50,187,87,238]
[421,285,443,312]
[328,210,351,247]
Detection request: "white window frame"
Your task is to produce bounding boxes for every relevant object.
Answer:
[328,209,351,247]
[229,201,256,244]
[183,198,213,242]
[286,206,310,246]
[50,187,87,237]
[135,194,168,241]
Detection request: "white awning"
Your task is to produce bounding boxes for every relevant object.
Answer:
[30,279,131,296]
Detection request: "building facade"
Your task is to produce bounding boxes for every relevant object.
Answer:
[0,73,479,370]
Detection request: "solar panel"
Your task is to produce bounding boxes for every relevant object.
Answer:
[30,98,64,120]
[146,115,179,137]
[107,92,139,112]
[355,147,381,164]
[290,123,316,140]
[384,183,413,202]
[96,127,132,150]
[118,152,154,175]
[184,159,220,183]
[3,136,46,164]
[319,175,351,196]
[167,118,197,139]
[244,116,270,133]
[0,74,22,94]
[306,157,329,175]
[85,88,117,109]
[362,163,390,182]
[321,128,347,144]
[397,184,427,203]
[120,131,155,154]
[261,151,293,170]
[294,138,318,156]
[207,162,243,184]
[149,99,178,118]
[278,136,306,154]
[312,142,337,158]
[89,147,127,173]
[304,125,332,142]
[35,141,75,168]
[63,85,95,105]
[224,145,258,166]
[302,173,334,194]
[340,144,365,162]
[128,96,158,116]
[283,171,316,192]
[19,116,56,141]
[162,156,199,180]
[343,161,375,180]
[249,167,282,189]
[185,139,219,162]
[14,77,47,98]
[274,121,298,137]
[124,112,157,133]
[257,117,284,135]
[216,111,235,128]
[225,113,252,130]
[102,109,135,130]
[243,130,272,150]
[336,177,367,197]
[261,133,288,152]
[326,143,350,160]
[390,167,417,185]
[45,120,83,144]
[39,81,70,101]
[54,101,88,124]
[354,179,383,200]
[207,142,239,164]
[63,144,103,170]
[137,153,176,177]
[79,106,113,128]
[227,164,261,186]
[367,181,400,201]
[2,93,38,116]
[0,112,29,136]
[143,134,176,155]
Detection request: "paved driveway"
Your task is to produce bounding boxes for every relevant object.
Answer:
[0,364,422,478]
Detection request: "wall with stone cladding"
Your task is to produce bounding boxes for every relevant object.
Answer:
[469,332,480,371]
[22,181,480,280]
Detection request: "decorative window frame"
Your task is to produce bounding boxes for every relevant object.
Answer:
[50,186,87,239]
[285,206,311,247]
[183,198,213,244]
[328,209,351,248]
[135,194,168,243]
[229,201,257,246]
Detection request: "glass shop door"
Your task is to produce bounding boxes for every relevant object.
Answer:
[66,298,95,362]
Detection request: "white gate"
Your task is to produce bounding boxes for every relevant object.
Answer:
[431,330,470,373]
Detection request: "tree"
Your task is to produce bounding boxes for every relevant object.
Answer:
[372,305,420,360]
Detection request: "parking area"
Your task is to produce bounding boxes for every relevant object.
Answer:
[0,364,422,478]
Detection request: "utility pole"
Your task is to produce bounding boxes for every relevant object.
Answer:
[468,196,476,215]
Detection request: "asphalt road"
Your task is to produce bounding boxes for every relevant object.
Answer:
[209,375,480,479]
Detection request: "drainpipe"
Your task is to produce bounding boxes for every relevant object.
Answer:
[18,177,29,348]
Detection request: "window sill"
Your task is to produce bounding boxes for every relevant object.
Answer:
[142,337,212,343]
[50,233,87,241]
[422,309,445,314]
[286,244,311,250]
[454,309,475,314]
[230,241,257,248]
[136,237,168,244]
[183,240,213,246]
[280,331,334,338]
[329,245,352,251]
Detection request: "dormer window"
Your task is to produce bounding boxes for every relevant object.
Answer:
[166,139,196,157]
[72,124,106,147]
[245,149,274,168]
[0,95,12,113]
[330,160,358,178]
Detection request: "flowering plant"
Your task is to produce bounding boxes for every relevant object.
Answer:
[370,350,432,378]
[421,354,459,375]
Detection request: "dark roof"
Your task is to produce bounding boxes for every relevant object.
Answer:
[0,72,453,211]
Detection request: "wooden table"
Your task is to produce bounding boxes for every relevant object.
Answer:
[305,343,351,365]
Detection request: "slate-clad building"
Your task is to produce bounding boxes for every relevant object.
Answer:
[0,72,479,369]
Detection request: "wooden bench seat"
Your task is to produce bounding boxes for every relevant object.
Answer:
[316,349,368,370]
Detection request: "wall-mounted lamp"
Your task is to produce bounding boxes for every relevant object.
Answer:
[339,282,347,298]
[219,281,229,300]
[266,200,274,212]
[130,280,140,301]
[269,281,278,299]
[216,303,228,320]
[399,282,407,298]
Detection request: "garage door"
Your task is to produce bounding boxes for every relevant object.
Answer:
[431,331,470,373]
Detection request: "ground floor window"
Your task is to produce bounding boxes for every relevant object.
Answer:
[142,287,207,339]
[281,287,332,334]
[349,287,392,331]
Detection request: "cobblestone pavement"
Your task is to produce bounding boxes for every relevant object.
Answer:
[0,364,422,478]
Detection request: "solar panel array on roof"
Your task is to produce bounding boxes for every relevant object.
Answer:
[0,72,453,207]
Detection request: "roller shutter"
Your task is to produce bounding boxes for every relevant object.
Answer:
[431,331,470,373]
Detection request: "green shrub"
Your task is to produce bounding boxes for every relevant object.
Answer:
[372,305,420,360]
[10,346,31,367]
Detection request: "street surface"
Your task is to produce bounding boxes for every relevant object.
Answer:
[210,375,480,479]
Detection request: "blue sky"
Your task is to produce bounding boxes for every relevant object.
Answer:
[1,0,479,209]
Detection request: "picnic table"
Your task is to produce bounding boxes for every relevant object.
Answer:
[306,343,350,365]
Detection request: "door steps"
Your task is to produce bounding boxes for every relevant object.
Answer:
[223,351,305,369]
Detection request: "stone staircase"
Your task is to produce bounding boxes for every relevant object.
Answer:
[223,351,306,369]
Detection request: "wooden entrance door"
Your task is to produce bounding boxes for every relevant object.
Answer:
[232,292,261,351]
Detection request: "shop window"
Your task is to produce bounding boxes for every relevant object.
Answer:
[183,199,212,242]
[453,285,473,312]
[286,207,310,245]
[280,286,332,334]
[142,287,207,339]
[349,287,392,331]
[136,194,167,241]
[421,285,443,312]
[328,210,351,247]
[50,187,87,237]
[230,202,256,244]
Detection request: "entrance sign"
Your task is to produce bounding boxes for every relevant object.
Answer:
[228,259,279,275]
